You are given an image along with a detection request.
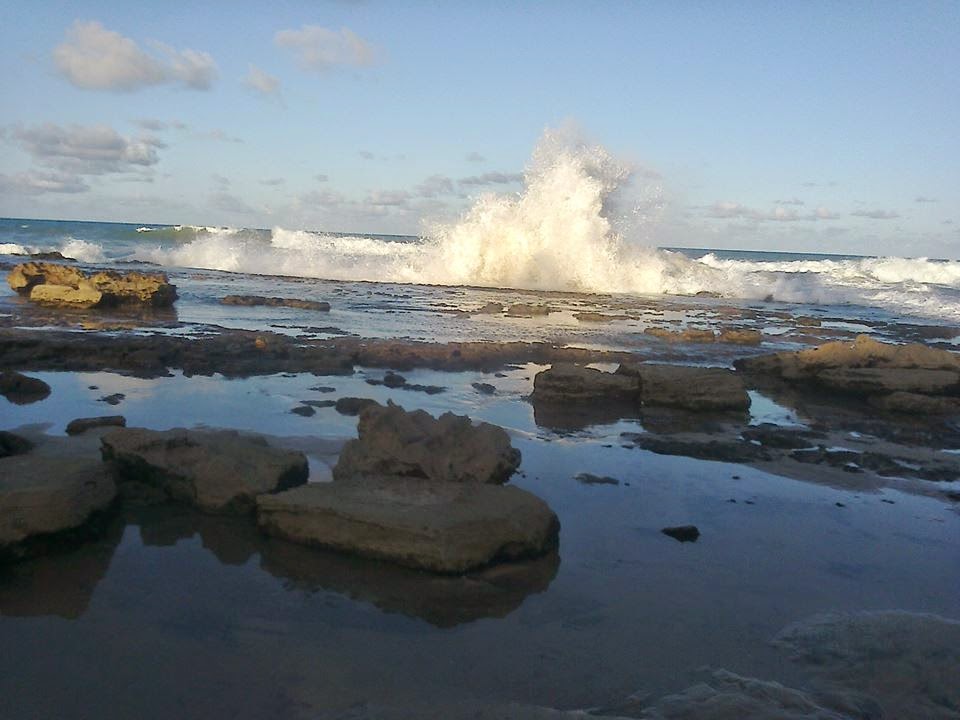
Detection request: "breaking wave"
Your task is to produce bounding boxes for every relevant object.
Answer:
[125,129,960,320]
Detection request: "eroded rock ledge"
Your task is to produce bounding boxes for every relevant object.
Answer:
[8,261,177,308]
[0,328,634,377]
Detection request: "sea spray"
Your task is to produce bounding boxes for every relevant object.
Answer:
[101,128,960,320]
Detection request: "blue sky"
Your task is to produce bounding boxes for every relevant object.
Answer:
[1,1,958,257]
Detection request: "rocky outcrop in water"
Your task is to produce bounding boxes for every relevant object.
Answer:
[101,427,309,513]
[531,363,749,413]
[0,371,51,404]
[257,476,559,573]
[65,416,127,436]
[333,401,521,484]
[736,335,960,413]
[7,262,177,308]
[221,295,330,311]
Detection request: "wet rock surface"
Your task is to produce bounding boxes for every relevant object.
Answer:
[737,335,960,414]
[0,371,51,404]
[661,525,700,542]
[256,476,560,573]
[0,431,33,458]
[619,363,751,411]
[100,427,309,514]
[8,261,177,308]
[0,439,116,562]
[333,401,521,485]
[531,364,639,404]
[221,295,331,311]
[65,415,126,436]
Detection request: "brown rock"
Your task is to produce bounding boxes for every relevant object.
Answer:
[815,367,960,396]
[221,295,330,311]
[256,476,559,573]
[65,416,126,435]
[101,427,309,513]
[0,431,33,458]
[505,303,551,317]
[736,335,960,377]
[644,327,716,343]
[574,312,620,323]
[7,262,86,294]
[334,397,379,415]
[333,401,521,485]
[617,363,750,411]
[531,364,639,404]
[1,451,116,561]
[0,371,51,404]
[7,262,176,308]
[868,392,960,415]
[474,302,504,314]
[718,328,763,345]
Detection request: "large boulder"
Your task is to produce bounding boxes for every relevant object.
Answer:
[101,427,309,513]
[256,476,560,573]
[1,451,116,562]
[7,261,177,308]
[333,401,521,484]
[618,363,751,411]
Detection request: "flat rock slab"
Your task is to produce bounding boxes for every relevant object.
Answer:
[0,452,116,561]
[531,364,639,404]
[66,415,126,435]
[618,363,751,411]
[0,371,51,405]
[101,427,309,513]
[257,476,560,573]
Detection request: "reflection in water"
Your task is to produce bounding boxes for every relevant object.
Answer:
[0,506,559,629]
[0,520,123,619]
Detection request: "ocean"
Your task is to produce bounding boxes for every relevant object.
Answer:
[3,216,960,328]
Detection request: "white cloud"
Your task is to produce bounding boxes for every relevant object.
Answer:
[915,196,938,203]
[851,209,900,220]
[13,122,163,175]
[704,201,841,222]
[244,64,281,97]
[415,174,455,198]
[0,170,89,195]
[775,197,805,206]
[459,171,523,186]
[365,190,411,207]
[275,25,377,73]
[53,21,217,92]
[260,177,285,186]
[358,150,375,160]
[465,151,486,163]
[315,174,329,182]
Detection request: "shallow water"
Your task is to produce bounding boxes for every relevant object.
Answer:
[2,368,958,718]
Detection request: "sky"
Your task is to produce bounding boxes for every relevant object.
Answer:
[1,1,958,258]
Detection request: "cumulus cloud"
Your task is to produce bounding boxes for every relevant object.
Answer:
[775,198,805,206]
[53,21,217,92]
[0,170,89,195]
[851,209,900,220]
[465,151,486,163]
[704,201,841,222]
[459,171,523,186]
[135,118,188,132]
[415,174,455,198]
[365,190,411,207]
[244,64,281,97]
[275,25,377,72]
[13,122,163,176]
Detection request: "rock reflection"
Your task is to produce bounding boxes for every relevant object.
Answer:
[131,507,561,628]
[0,519,124,619]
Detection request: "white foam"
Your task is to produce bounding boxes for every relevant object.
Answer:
[128,129,960,321]
[0,243,31,255]
[60,237,106,263]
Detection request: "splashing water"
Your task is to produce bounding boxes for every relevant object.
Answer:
[113,128,960,319]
